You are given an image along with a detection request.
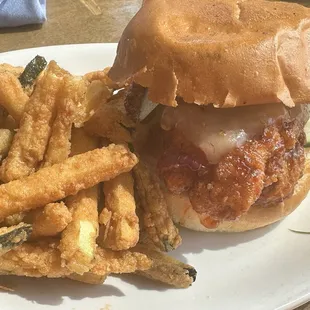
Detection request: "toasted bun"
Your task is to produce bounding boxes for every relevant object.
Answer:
[109,0,310,108]
[164,151,310,232]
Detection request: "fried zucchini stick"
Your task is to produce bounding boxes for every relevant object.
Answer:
[59,128,99,274]
[31,202,72,238]
[133,162,182,252]
[0,144,138,221]
[0,241,151,278]
[134,244,197,288]
[0,61,65,182]
[99,172,139,251]
[0,72,28,123]
[41,76,83,167]
[59,186,99,275]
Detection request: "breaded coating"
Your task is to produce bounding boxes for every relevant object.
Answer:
[0,242,151,278]
[59,128,99,274]
[41,76,82,167]
[0,71,28,123]
[2,213,25,226]
[0,64,24,77]
[0,241,69,278]
[0,129,14,161]
[99,172,139,251]
[0,61,65,182]
[59,186,99,275]
[133,161,181,252]
[74,80,112,128]
[31,202,72,238]
[134,244,196,288]
[0,144,138,221]
[83,67,118,89]
[68,272,107,285]
[84,103,134,143]
[91,247,152,274]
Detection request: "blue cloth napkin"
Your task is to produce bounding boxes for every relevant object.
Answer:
[0,0,46,27]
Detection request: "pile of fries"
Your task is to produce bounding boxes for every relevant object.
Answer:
[0,57,196,289]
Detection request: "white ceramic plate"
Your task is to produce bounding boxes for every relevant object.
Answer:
[1,44,310,310]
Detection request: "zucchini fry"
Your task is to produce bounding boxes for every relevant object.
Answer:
[0,223,32,256]
[0,144,138,221]
[41,76,82,167]
[134,244,197,288]
[133,161,182,252]
[59,186,99,275]
[59,128,99,275]
[99,172,139,251]
[30,202,72,238]
[0,71,28,123]
[0,61,65,182]
[0,241,151,279]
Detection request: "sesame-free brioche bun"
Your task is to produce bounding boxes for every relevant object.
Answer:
[164,151,310,232]
[109,0,310,108]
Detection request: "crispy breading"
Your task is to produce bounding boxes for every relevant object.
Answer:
[0,144,138,221]
[0,64,24,77]
[59,128,99,274]
[0,71,28,123]
[0,241,70,278]
[41,76,82,167]
[0,61,65,182]
[0,129,14,161]
[59,186,99,274]
[133,161,181,252]
[134,244,196,288]
[68,272,107,285]
[91,247,152,274]
[31,202,72,238]
[84,104,134,143]
[2,213,25,226]
[83,67,118,89]
[99,172,139,251]
[0,241,151,278]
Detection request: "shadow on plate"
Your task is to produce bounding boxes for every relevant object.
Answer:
[114,274,172,292]
[1,276,124,306]
[171,221,281,261]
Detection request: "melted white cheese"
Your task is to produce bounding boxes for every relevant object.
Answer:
[161,102,309,164]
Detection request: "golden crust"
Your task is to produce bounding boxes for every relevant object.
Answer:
[109,0,310,107]
[166,151,310,232]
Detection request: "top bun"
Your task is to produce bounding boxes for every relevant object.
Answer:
[109,0,310,108]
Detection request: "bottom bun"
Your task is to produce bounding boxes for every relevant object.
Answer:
[164,151,310,232]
